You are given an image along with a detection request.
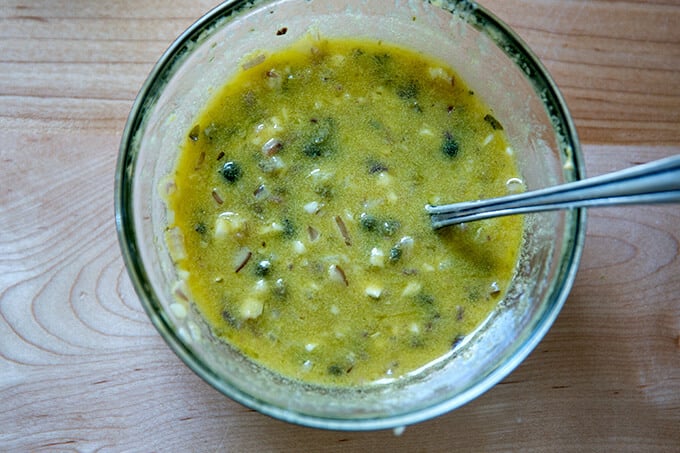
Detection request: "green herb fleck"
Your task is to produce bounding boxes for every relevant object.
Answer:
[442,132,459,158]
[221,161,242,183]
[416,293,435,306]
[389,245,402,263]
[194,222,207,235]
[359,213,378,232]
[303,118,336,158]
[396,80,419,100]
[282,218,296,238]
[328,364,344,376]
[254,260,271,277]
[379,219,400,237]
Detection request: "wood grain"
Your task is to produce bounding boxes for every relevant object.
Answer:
[1,1,679,451]
[483,0,680,146]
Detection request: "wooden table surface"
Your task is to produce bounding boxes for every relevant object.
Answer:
[1,0,679,451]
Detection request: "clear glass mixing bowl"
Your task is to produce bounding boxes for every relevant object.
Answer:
[115,0,585,430]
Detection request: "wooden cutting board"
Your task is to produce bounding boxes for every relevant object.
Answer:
[1,1,678,450]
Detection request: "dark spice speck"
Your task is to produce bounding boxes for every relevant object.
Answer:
[222,310,239,328]
[189,124,200,142]
[484,113,503,130]
[368,160,389,174]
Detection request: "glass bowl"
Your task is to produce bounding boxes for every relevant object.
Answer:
[115,0,585,431]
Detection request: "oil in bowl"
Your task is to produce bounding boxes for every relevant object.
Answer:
[166,36,524,387]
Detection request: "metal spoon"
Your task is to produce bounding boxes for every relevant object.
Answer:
[426,154,680,229]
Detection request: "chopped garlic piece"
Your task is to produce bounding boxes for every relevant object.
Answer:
[401,282,422,297]
[165,227,186,260]
[259,221,285,236]
[170,303,187,319]
[293,240,306,254]
[251,117,285,145]
[330,54,346,66]
[489,281,500,295]
[187,322,201,341]
[398,236,414,256]
[239,298,264,319]
[253,279,268,294]
[308,168,334,182]
[303,201,322,214]
[260,155,286,174]
[307,282,320,292]
[158,176,177,200]
[369,247,385,267]
[172,279,189,301]
[270,116,283,131]
[214,212,246,239]
[376,172,392,187]
[365,284,382,299]
[438,259,452,270]
[262,137,282,156]
[428,66,448,80]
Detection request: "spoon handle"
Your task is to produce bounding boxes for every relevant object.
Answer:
[427,154,680,229]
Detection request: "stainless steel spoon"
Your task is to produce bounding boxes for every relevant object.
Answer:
[426,154,680,229]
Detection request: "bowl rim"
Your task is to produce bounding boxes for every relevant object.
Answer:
[114,0,586,431]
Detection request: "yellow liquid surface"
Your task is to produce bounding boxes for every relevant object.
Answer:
[167,37,524,386]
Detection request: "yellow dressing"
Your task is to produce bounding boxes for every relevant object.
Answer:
[167,37,524,386]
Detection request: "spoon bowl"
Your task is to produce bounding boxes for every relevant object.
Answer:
[427,155,680,229]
